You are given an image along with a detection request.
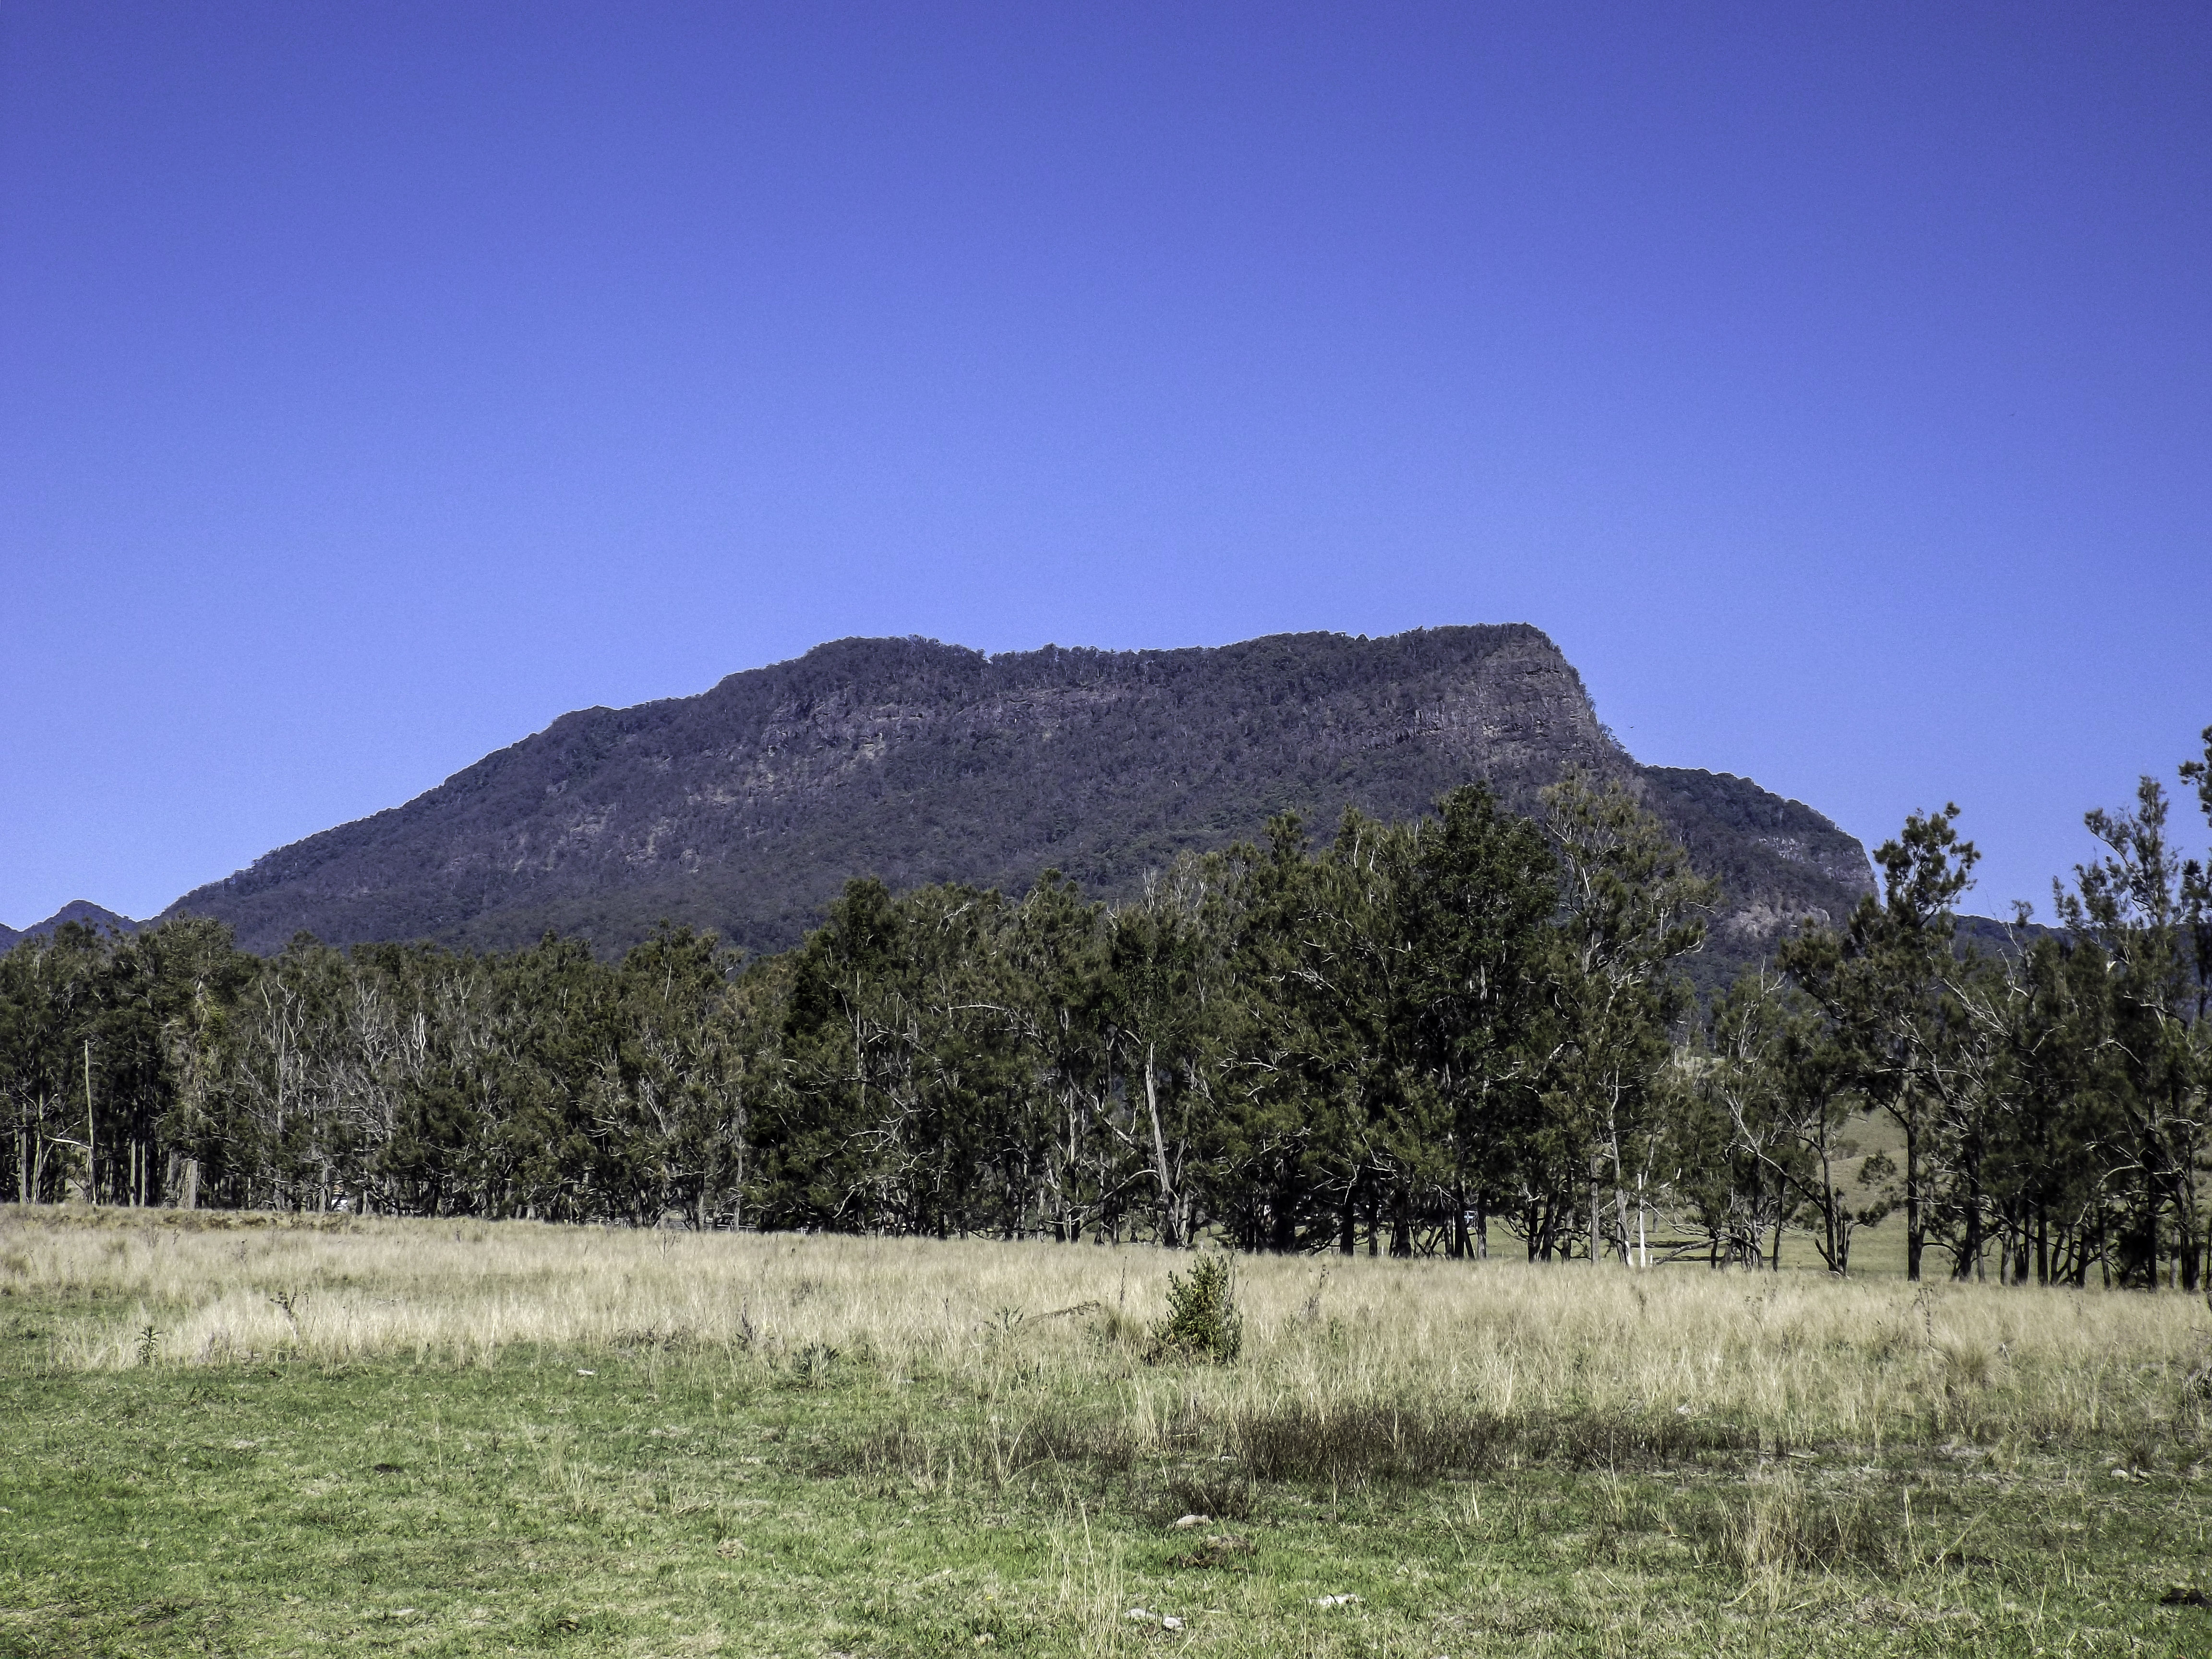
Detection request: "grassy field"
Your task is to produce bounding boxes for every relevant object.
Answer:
[6,1207,2212,1656]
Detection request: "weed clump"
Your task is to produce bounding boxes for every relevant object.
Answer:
[1151,1250,1242,1364]
[1151,1467,1258,1525]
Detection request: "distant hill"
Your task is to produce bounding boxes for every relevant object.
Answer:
[164,625,1875,963]
[0,901,142,950]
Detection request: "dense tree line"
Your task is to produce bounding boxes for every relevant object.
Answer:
[5,741,2210,1284]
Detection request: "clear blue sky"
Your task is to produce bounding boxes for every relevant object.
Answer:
[4,2,2208,930]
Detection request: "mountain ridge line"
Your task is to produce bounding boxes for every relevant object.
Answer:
[152,623,1874,961]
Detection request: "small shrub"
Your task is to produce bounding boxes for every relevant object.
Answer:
[1937,1338,1995,1391]
[1132,1467,1258,1527]
[1151,1250,1242,1364]
[782,1341,841,1387]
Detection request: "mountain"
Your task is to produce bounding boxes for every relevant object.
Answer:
[0,901,142,950]
[164,625,1875,962]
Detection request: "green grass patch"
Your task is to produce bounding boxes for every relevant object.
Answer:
[7,1310,2212,1656]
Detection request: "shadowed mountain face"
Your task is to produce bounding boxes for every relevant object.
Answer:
[163,625,1874,958]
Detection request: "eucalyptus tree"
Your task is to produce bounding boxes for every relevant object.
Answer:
[350,941,494,1216]
[1923,944,2019,1280]
[463,932,625,1220]
[1783,806,1978,1282]
[756,878,1029,1235]
[1201,814,1341,1252]
[1681,971,1812,1269]
[1539,773,1716,1265]
[754,877,912,1231]
[1955,924,2122,1286]
[1100,854,1231,1247]
[2052,760,2210,1287]
[1208,806,1450,1258]
[1001,870,1131,1242]
[711,954,789,1231]
[604,924,746,1227]
[0,923,110,1201]
[1283,808,1431,1255]
[1402,784,1559,1259]
[2182,725,2212,1011]
[96,917,254,1205]
[161,933,361,1210]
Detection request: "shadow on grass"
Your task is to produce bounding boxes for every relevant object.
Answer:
[819,1394,1772,1497]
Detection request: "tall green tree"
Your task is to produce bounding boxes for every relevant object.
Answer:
[1783,806,1978,1282]
[2053,768,2209,1287]
[1403,785,1558,1259]
[1,923,110,1202]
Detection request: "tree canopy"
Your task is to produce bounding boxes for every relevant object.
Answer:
[8,734,2211,1289]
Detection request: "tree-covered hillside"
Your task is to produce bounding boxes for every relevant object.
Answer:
[163,625,1871,959]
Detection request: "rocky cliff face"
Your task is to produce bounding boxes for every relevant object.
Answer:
[165,625,1872,957]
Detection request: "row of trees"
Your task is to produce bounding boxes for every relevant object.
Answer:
[4,739,2208,1284]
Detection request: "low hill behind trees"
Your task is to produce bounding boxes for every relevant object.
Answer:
[0,902,141,952]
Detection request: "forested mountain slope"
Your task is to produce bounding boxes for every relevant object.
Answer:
[164,625,1873,957]
[0,901,141,951]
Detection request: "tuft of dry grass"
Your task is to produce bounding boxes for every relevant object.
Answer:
[5,1203,2211,1467]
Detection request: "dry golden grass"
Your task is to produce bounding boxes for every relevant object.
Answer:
[6,1202,2209,1459]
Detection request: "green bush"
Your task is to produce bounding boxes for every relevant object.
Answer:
[1152,1250,1242,1364]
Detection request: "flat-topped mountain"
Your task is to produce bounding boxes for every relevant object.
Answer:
[164,625,1874,959]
